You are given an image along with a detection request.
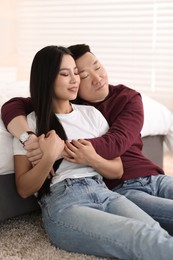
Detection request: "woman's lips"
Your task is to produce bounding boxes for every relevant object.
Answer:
[68,87,78,92]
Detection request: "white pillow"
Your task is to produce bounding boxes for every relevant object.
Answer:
[0,80,29,175]
[0,116,14,175]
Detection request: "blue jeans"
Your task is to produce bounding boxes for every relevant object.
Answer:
[39,176,173,260]
[114,174,173,235]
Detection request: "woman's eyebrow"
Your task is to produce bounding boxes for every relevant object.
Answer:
[59,68,68,71]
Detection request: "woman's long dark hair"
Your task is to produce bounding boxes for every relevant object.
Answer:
[30,46,71,199]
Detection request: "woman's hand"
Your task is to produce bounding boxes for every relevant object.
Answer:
[39,130,65,163]
[14,130,65,198]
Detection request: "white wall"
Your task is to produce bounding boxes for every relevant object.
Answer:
[0,0,173,112]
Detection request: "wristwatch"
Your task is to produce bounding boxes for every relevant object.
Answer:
[19,131,36,144]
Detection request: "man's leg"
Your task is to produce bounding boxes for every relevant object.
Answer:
[114,175,173,235]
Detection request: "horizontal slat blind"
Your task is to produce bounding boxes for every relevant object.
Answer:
[17,0,173,97]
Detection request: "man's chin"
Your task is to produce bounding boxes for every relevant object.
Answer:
[91,93,108,103]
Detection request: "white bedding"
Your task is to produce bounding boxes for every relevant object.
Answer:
[0,81,29,175]
[141,94,173,152]
[0,81,173,175]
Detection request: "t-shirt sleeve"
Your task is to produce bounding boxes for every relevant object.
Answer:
[93,108,109,136]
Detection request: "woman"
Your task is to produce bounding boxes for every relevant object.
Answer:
[13,45,173,260]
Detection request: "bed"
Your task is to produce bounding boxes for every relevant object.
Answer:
[0,82,173,221]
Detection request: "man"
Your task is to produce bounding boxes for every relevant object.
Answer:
[1,44,173,235]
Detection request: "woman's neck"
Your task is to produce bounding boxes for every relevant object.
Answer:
[53,101,72,114]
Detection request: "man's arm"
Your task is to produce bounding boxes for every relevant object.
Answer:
[88,93,144,159]
[1,92,143,161]
[1,97,40,163]
[1,97,33,134]
[64,139,123,180]
[5,116,33,138]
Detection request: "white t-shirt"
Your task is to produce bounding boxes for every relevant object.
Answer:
[13,104,109,186]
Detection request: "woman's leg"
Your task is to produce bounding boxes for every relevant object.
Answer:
[114,175,173,235]
[39,177,173,260]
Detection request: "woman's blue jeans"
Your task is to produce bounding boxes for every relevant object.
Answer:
[114,174,173,235]
[39,176,173,260]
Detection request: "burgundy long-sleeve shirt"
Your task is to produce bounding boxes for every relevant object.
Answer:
[1,84,164,189]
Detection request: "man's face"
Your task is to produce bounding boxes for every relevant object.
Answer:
[75,52,109,103]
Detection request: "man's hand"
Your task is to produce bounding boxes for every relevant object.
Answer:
[24,134,42,166]
[63,139,99,165]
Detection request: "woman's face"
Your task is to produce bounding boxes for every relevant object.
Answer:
[54,54,80,101]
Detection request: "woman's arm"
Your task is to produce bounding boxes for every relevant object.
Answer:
[63,139,123,179]
[15,130,64,198]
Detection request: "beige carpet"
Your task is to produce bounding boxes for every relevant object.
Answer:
[0,211,111,260]
[0,152,172,260]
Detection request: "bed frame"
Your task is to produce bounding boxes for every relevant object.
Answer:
[142,135,163,168]
[0,135,164,222]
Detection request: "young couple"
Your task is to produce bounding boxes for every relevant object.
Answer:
[1,44,173,260]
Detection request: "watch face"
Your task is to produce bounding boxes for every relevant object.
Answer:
[19,131,35,144]
[20,132,29,143]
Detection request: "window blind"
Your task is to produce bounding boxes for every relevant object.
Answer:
[17,0,173,99]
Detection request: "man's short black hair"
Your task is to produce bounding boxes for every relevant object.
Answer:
[68,44,91,60]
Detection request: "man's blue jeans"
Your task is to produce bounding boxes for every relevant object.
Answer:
[39,176,173,260]
[114,174,173,235]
